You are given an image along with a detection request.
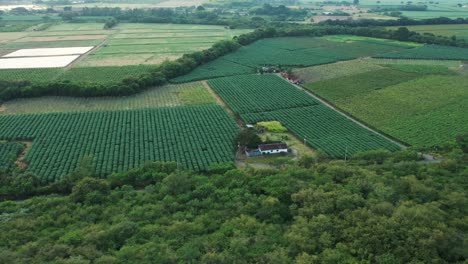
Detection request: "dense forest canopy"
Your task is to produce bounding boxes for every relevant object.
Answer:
[0,144,467,263]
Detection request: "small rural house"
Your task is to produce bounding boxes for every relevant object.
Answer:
[245,142,289,157]
[258,143,288,155]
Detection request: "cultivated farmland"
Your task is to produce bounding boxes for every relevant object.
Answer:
[0,142,23,172]
[3,47,93,57]
[208,74,400,157]
[2,82,215,114]
[306,67,468,147]
[174,36,413,83]
[0,55,80,69]
[0,105,239,182]
[375,45,468,60]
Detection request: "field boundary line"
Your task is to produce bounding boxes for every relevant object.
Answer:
[277,74,408,149]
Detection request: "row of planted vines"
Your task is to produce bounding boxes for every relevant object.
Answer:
[208,74,401,158]
[0,105,238,182]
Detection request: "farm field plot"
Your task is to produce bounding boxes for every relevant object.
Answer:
[0,22,250,68]
[208,75,319,114]
[208,74,400,157]
[293,60,385,83]
[3,47,94,57]
[172,59,254,83]
[387,24,468,40]
[2,40,102,49]
[398,11,468,20]
[93,43,207,55]
[2,82,215,114]
[365,58,463,67]
[174,36,412,82]
[58,65,157,84]
[0,105,238,182]
[375,45,468,60]
[0,142,23,172]
[0,68,64,83]
[304,66,454,102]
[307,71,468,147]
[76,53,181,67]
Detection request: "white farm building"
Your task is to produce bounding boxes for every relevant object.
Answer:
[258,143,288,155]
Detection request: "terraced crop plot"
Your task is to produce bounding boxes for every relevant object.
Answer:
[3,82,215,114]
[0,105,238,182]
[306,69,468,147]
[172,59,254,83]
[208,74,400,157]
[375,45,468,60]
[174,36,412,83]
[0,142,23,172]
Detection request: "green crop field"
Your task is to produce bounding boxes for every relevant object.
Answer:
[0,65,156,85]
[304,66,454,102]
[208,74,400,157]
[2,82,215,114]
[365,58,463,67]
[399,11,468,20]
[305,66,468,147]
[0,105,238,182]
[0,142,24,173]
[208,75,319,114]
[293,60,385,83]
[0,68,65,83]
[173,36,412,83]
[2,40,102,49]
[375,45,468,60]
[58,65,157,84]
[220,37,409,67]
[172,59,254,83]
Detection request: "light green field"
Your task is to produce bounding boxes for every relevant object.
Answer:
[77,53,181,67]
[399,11,468,20]
[2,40,101,49]
[293,60,385,83]
[365,58,463,68]
[305,66,468,147]
[43,23,108,31]
[1,82,216,114]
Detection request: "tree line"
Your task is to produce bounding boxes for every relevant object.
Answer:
[0,139,466,263]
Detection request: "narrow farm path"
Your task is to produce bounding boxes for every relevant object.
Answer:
[279,74,408,150]
[15,141,33,170]
[202,80,244,127]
